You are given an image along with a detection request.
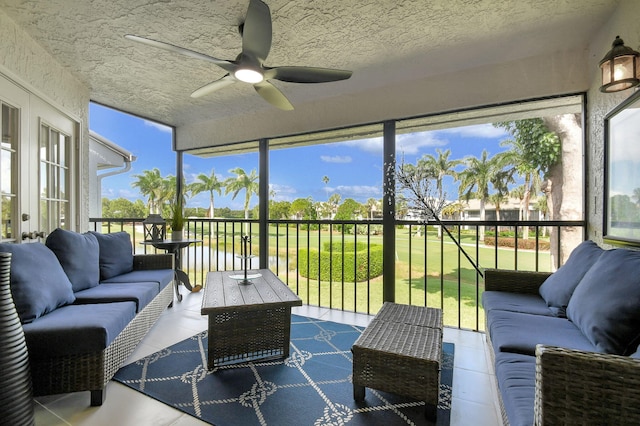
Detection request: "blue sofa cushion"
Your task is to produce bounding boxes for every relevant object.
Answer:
[494,351,536,426]
[482,291,554,316]
[73,282,158,312]
[101,269,174,291]
[538,240,603,317]
[487,310,597,356]
[0,242,75,324]
[22,301,137,358]
[45,228,100,292]
[90,232,134,280]
[567,248,640,355]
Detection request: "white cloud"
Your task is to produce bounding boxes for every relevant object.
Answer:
[344,137,383,154]
[144,120,172,133]
[320,155,352,163]
[396,132,447,155]
[439,123,508,139]
[270,183,297,201]
[335,185,382,199]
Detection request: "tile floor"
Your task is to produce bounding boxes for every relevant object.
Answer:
[34,291,502,425]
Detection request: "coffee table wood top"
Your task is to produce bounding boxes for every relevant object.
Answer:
[202,269,302,314]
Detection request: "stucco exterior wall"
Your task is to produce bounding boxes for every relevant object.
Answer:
[0,9,91,228]
[586,0,640,246]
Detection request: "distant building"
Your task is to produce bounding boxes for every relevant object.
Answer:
[400,197,541,222]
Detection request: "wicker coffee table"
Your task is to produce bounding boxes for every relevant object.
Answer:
[201,269,302,369]
[352,302,443,421]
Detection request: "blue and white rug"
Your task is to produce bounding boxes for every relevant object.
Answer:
[114,315,454,425]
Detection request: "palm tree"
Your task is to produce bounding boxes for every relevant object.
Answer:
[190,170,223,218]
[322,175,330,200]
[131,168,163,214]
[364,198,380,219]
[418,148,462,201]
[441,201,465,219]
[496,119,556,239]
[535,194,549,237]
[510,185,526,220]
[224,168,259,221]
[458,150,502,241]
[159,175,177,211]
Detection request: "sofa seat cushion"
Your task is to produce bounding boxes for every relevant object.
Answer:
[101,269,174,291]
[73,282,158,312]
[45,228,100,292]
[22,301,137,358]
[494,351,536,426]
[483,291,554,316]
[487,310,597,356]
[567,248,640,355]
[0,242,76,324]
[90,232,134,280]
[538,240,603,317]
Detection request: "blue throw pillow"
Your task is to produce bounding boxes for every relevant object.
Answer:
[46,228,100,292]
[538,240,603,317]
[567,248,640,355]
[0,242,75,324]
[90,232,134,280]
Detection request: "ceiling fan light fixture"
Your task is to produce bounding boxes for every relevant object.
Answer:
[234,68,264,84]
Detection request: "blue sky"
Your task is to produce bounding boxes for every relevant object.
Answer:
[89,103,510,211]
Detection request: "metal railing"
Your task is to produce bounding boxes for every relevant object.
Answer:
[90,217,585,330]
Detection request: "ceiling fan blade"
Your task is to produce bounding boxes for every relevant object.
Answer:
[241,0,272,62]
[266,66,353,83]
[124,34,236,73]
[191,74,236,98]
[254,81,293,110]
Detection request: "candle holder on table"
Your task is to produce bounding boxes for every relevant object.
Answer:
[229,235,261,284]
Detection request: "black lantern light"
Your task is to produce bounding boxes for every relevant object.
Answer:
[143,214,166,242]
[599,36,640,93]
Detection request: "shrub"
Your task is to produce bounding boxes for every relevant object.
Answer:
[298,242,383,282]
[484,236,550,251]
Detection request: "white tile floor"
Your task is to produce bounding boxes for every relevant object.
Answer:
[34,291,502,425]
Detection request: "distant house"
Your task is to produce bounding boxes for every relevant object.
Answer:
[463,198,541,221]
[89,131,136,217]
[401,198,541,222]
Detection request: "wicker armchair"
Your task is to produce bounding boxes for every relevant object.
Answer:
[485,268,640,425]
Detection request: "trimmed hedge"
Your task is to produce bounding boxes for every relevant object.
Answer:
[298,242,383,282]
[484,236,551,251]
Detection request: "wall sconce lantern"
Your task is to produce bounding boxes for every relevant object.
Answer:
[600,36,640,93]
[143,214,166,242]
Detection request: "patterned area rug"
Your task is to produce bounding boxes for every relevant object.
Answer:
[114,315,454,425]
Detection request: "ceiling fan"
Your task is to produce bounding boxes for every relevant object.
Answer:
[125,0,352,110]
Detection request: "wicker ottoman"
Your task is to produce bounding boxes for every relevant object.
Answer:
[352,303,443,421]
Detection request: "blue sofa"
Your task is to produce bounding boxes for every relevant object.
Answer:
[0,229,174,406]
[483,240,640,425]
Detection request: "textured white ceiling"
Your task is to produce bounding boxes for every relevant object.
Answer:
[0,0,619,143]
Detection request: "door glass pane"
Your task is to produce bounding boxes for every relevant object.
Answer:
[39,123,70,232]
[51,130,59,164]
[59,132,66,168]
[1,196,12,240]
[40,126,48,160]
[1,103,18,241]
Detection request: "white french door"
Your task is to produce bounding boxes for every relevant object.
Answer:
[0,74,78,243]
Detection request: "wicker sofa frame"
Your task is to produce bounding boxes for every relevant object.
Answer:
[484,268,640,425]
[28,253,174,406]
